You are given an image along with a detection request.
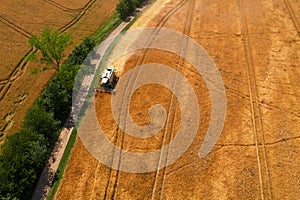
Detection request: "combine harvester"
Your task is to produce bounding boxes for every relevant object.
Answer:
[95,66,119,94]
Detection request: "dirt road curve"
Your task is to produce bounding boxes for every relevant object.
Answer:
[56,0,300,199]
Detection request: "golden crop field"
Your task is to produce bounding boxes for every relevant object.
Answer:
[57,0,300,199]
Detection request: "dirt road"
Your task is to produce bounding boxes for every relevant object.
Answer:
[56,0,300,199]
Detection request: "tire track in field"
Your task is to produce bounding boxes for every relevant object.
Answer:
[282,0,300,36]
[0,16,31,38]
[59,0,97,33]
[89,162,100,199]
[101,0,190,199]
[238,0,273,199]
[0,48,35,102]
[0,0,98,133]
[151,0,195,199]
[44,0,84,12]
[216,134,300,149]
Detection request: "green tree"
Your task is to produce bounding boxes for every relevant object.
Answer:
[64,37,95,66]
[117,0,138,20]
[23,105,60,147]
[29,29,72,69]
[0,129,48,199]
[117,0,130,20]
[36,77,70,123]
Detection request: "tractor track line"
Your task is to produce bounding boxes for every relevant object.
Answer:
[238,0,273,199]
[0,16,31,38]
[152,0,195,199]
[282,0,300,36]
[89,162,100,200]
[59,0,97,33]
[0,80,7,86]
[0,48,36,101]
[44,0,84,12]
[102,0,189,199]
[0,0,97,133]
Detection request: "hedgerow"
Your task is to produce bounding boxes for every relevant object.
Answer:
[0,34,95,200]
